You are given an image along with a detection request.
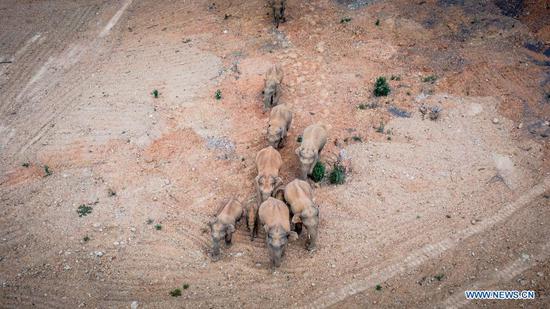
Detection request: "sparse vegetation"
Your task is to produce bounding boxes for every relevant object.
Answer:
[340,17,352,24]
[77,204,93,217]
[296,135,303,143]
[375,121,385,133]
[151,89,159,98]
[183,283,190,289]
[375,284,382,291]
[310,162,326,183]
[429,106,442,120]
[155,223,162,230]
[169,288,182,297]
[215,89,222,100]
[434,273,445,281]
[352,135,362,142]
[147,218,154,225]
[44,165,52,177]
[329,163,346,185]
[375,19,380,26]
[390,75,400,81]
[358,102,378,110]
[373,77,390,97]
[83,236,90,242]
[22,162,30,168]
[422,75,437,83]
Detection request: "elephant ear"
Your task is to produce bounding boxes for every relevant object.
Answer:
[226,224,235,233]
[291,214,302,224]
[288,231,299,241]
[272,177,284,197]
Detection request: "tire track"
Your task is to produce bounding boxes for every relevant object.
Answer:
[301,177,550,309]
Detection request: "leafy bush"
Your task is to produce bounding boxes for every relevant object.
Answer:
[169,288,182,297]
[77,205,93,217]
[329,163,345,185]
[340,17,352,23]
[373,77,390,97]
[422,75,437,83]
[310,162,325,183]
[151,89,159,98]
[215,89,222,100]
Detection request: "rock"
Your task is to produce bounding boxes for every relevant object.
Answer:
[113,241,120,246]
[492,118,499,124]
[94,251,104,257]
[537,272,543,277]
[64,265,71,271]
[93,223,101,228]
[130,227,136,232]
[131,301,139,309]
[234,252,243,257]
[521,253,530,261]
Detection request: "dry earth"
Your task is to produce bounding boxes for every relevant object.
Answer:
[0,0,549,308]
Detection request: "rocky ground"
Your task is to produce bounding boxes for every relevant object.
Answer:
[0,0,549,308]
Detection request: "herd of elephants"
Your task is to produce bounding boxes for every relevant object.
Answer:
[208,0,327,268]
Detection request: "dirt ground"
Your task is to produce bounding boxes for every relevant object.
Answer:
[1,0,549,308]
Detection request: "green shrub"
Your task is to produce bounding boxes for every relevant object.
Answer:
[422,75,437,83]
[22,162,30,168]
[373,77,390,97]
[155,224,162,230]
[183,283,190,289]
[151,89,159,98]
[375,284,382,291]
[215,89,222,100]
[340,17,352,24]
[329,163,346,185]
[77,205,93,217]
[375,19,380,26]
[44,165,52,177]
[169,288,182,297]
[310,162,325,183]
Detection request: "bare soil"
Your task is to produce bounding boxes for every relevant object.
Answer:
[0,0,549,308]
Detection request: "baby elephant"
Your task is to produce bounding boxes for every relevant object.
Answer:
[268,0,286,28]
[259,197,298,267]
[250,146,284,239]
[209,199,244,260]
[267,104,292,149]
[295,123,328,179]
[284,179,319,251]
[263,65,283,111]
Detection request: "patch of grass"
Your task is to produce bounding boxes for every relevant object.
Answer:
[183,283,190,289]
[107,188,116,197]
[352,135,362,142]
[375,284,382,291]
[43,165,52,177]
[375,121,385,133]
[434,273,445,281]
[375,19,380,26]
[151,89,159,98]
[83,236,90,242]
[358,102,378,110]
[296,135,303,143]
[215,89,222,100]
[340,17,352,24]
[373,77,390,97]
[390,75,400,81]
[155,223,162,230]
[310,162,326,183]
[147,218,154,225]
[329,163,346,185]
[22,162,30,168]
[422,75,437,83]
[169,288,182,297]
[77,204,93,217]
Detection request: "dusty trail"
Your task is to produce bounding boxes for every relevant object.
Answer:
[0,0,548,308]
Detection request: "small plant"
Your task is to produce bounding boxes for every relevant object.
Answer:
[422,75,437,83]
[375,19,380,26]
[155,223,162,230]
[151,89,159,98]
[169,288,182,297]
[310,162,326,183]
[83,236,90,242]
[107,188,116,197]
[429,106,442,121]
[215,89,222,100]
[44,165,52,177]
[390,75,400,81]
[406,91,411,96]
[375,121,385,133]
[147,218,154,225]
[434,273,445,281]
[375,284,382,291]
[340,17,352,24]
[358,102,378,110]
[77,204,93,217]
[373,77,390,97]
[183,283,190,289]
[329,163,346,185]
[352,135,362,142]
[22,162,30,168]
[296,135,303,143]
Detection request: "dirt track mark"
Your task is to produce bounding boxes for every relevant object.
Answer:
[304,177,550,309]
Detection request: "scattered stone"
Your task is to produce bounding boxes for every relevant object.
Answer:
[64,265,71,271]
[521,253,530,261]
[492,118,499,124]
[94,251,104,257]
[537,272,543,277]
[131,301,139,309]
